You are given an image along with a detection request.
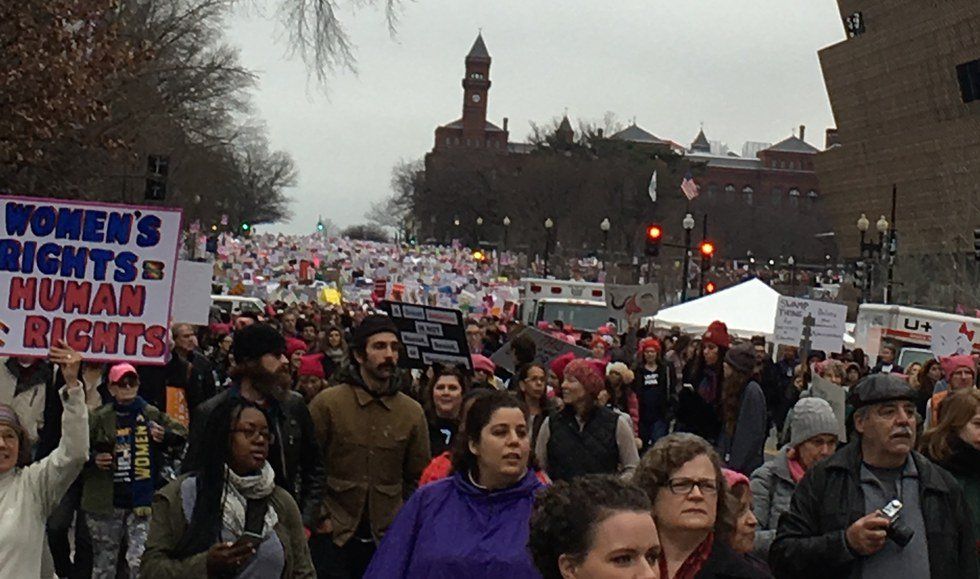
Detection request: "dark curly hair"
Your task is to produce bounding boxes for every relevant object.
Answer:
[529,475,653,579]
[450,390,527,478]
[632,432,730,534]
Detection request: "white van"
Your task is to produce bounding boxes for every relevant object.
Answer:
[210,295,265,318]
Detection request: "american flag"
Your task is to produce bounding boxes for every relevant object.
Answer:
[681,171,700,200]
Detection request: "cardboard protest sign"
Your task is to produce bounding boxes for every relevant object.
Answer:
[605,283,660,324]
[381,301,472,370]
[774,296,847,354]
[0,196,182,363]
[171,260,213,325]
[809,375,848,443]
[931,321,975,358]
[491,326,593,373]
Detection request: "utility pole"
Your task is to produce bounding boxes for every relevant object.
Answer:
[884,184,898,304]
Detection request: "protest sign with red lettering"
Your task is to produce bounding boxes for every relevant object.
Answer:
[0,195,182,364]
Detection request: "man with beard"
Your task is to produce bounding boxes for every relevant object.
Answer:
[182,323,324,525]
[771,374,978,579]
[307,315,430,579]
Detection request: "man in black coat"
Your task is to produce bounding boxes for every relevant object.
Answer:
[182,323,324,525]
[771,374,977,579]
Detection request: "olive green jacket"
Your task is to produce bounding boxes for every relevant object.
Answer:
[308,378,430,546]
[139,475,315,578]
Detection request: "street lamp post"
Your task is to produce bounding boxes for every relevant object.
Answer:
[544,218,554,277]
[681,213,695,302]
[600,217,611,262]
[856,213,888,302]
[476,216,483,247]
[788,255,796,296]
[502,216,511,250]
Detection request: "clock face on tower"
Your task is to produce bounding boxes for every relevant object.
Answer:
[471,94,481,103]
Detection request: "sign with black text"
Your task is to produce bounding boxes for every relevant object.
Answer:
[381,301,472,370]
[491,326,592,373]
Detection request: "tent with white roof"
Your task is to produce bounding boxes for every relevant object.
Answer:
[651,278,782,339]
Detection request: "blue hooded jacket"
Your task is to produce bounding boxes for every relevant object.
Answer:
[364,469,545,579]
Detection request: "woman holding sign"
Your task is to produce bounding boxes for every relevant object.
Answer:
[0,342,87,578]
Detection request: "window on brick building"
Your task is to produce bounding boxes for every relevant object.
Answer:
[789,188,800,197]
[724,184,735,193]
[707,184,718,199]
[957,59,980,103]
[743,186,754,205]
[771,187,781,206]
[807,190,818,198]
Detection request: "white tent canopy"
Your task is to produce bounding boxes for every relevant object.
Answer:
[651,278,782,339]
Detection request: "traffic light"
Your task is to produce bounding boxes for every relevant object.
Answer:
[144,154,169,201]
[317,221,325,232]
[699,240,715,270]
[974,228,980,261]
[853,261,865,285]
[645,224,663,257]
[704,280,717,294]
[240,222,250,233]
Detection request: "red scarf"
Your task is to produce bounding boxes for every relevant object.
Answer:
[659,533,714,579]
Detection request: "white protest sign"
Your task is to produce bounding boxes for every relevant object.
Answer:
[774,296,847,354]
[0,196,182,363]
[171,260,213,325]
[930,321,975,358]
[605,283,660,324]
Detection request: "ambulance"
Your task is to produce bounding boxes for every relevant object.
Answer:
[519,278,617,332]
[853,303,980,368]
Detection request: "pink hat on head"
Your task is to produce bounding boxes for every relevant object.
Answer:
[722,468,749,490]
[940,354,976,382]
[563,358,606,397]
[108,363,138,384]
[472,354,496,375]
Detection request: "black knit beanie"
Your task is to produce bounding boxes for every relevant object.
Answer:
[352,315,399,352]
[232,323,286,363]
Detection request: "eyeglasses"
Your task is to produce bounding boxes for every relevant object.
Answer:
[667,477,718,495]
[231,427,275,443]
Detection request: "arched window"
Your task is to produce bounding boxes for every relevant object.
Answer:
[742,186,754,205]
[771,187,782,206]
[789,188,801,197]
[724,184,736,193]
[807,189,818,198]
[707,183,718,199]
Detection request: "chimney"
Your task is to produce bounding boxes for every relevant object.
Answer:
[825,128,840,148]
[597,128,604,139]
[799,125,806,142]
[503,117,509,132]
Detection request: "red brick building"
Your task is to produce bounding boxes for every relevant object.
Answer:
[419,34,835,263]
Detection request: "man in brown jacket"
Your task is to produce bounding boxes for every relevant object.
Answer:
[307,315,430,578]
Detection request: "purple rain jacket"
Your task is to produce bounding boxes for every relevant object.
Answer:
[364,469,545,579]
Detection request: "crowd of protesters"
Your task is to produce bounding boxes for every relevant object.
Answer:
[0,285,979,578]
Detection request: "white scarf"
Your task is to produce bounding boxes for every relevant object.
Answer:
[221,463,278,539]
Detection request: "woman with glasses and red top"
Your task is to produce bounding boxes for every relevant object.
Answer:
[633,433,772,579]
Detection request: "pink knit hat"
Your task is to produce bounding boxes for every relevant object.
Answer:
[563,358,606,397]
[940,354,976,382]
[722,468,749,490]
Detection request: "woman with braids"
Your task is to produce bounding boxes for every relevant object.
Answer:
[364,391,544,578]
[140,399,314,578]
[715,343,768,476]
[529,474,660,579]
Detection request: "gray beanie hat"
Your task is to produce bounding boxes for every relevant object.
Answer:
[789,397,839,448]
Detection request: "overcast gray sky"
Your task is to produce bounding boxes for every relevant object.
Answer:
[226,0,845,235]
